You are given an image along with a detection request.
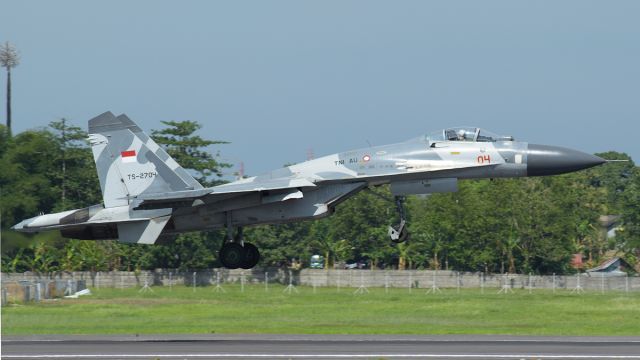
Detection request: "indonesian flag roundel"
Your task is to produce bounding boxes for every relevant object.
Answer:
[121,150,136,163]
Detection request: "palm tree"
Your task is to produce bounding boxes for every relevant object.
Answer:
[0,41,19,135]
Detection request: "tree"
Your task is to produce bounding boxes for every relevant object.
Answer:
[0,129,61,227]
[0,123,9,155]
[151,121,231,186]
[304,189,395,269]
[590,152,635,213]
[307,220,351,269]
[48,118,101,210]
[619,167,640,257]
[0,41,19,135]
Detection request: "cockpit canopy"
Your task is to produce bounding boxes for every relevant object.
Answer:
[427,127,514,143]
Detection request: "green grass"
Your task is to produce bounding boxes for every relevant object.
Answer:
[2,285,640,336]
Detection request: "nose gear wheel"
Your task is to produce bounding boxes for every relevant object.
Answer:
[388,220,409,243]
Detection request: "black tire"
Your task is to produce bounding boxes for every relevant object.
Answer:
[219,243,246,269]
[241,243,260,269]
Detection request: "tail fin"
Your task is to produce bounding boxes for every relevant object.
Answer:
[88,111,203,208]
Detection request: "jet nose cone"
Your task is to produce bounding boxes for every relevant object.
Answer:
[527,144,606,176]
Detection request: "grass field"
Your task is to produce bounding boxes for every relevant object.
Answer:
[2,284,640,336]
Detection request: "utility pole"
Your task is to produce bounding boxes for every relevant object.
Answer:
[61,118,67,207]
[0,42,20,136]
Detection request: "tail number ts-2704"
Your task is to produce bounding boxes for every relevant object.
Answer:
[127,172,157,180]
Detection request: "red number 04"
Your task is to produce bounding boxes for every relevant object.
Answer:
[477,155,491,164]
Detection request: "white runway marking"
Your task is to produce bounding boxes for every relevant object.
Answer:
[4,355,640,359]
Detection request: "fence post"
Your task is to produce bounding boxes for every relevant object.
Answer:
[35,283,41,302]
[193,272,196,293]
[265,272,269,292]
[480,273,484,294]
[552,273,556,294]
[213,270,225,293]
[626,273,629,293]
[571,273,584,294]
[385,272,389,294]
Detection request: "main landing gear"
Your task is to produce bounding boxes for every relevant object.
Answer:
[388,196,409,243]
[219,223,261,269]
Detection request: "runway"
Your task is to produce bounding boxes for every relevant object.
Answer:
[3,334,640,359]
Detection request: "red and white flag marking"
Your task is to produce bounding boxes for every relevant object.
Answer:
[121,150,137,163]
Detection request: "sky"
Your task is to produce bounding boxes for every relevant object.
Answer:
[1,1,639,178]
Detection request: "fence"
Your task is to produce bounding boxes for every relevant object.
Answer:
[2,268,639,304]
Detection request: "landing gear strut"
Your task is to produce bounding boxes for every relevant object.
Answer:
[365,188,410,243]
[388,196,409,243]
[219,215,261,269]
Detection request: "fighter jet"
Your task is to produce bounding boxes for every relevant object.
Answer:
[12,112,606,269]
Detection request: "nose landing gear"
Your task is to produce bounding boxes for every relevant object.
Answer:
[388,196,409,243]
[365,189,410,244]
[388,219,409,243]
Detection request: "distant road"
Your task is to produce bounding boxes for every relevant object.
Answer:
[3,334,640,359]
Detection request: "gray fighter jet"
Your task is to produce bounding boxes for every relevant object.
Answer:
[12,112,606,269]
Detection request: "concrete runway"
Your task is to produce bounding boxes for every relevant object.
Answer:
[3,334,640,359]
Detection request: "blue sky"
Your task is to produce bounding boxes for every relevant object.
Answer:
[2,1,639,177]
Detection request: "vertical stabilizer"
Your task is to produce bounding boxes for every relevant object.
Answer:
[88,111,203,208]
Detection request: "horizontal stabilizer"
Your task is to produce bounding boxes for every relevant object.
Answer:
[117,215,171,244]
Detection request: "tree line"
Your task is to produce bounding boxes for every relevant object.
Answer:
[0,120,638,275]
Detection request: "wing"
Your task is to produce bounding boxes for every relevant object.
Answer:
[133,177,317,210]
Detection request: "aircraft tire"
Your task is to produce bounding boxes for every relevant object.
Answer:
[219,243,246,269]
[241,243,260,269]
[391,226,409,243]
